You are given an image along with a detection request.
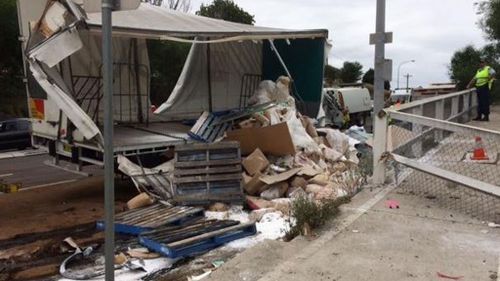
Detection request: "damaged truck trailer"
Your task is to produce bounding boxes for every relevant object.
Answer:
[17,0,328,170]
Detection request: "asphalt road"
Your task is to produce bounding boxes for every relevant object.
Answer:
[0,152,102,189]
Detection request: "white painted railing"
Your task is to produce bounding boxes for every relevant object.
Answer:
[373,89,500,199]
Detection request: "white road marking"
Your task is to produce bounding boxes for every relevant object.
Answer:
[22,179,78,191]
[257,184,397,281]
[0,148,47,160]
[0,173,13,178]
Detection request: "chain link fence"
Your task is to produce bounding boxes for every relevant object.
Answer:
[384,90,500,223]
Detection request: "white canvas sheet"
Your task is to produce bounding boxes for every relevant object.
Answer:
[154,40,262,118]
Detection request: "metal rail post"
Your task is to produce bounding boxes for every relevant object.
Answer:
[102,0,115,280]
[372,0,387,184]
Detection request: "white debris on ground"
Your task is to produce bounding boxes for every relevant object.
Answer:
[58,257,175,281]
[205,206,291,250]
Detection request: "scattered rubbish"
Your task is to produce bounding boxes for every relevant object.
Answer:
[188,270,212,281]
[480,229,489,234]
[117,155,174,200]
[189,102,278,142]
[189,111,232,142]
[352,229,359,233]
[208,202,230,212]
[488,222,500,228]
[260,168,301,185]
[96,203,204,235]
[436,272,464,280]
[212,260,225,268]
[139,220,256,258]
[127,192,155,210]
[242,148,270,176]
[127,248,161,259]
[385,199,400,209]
[115,252,128,265]
[226,122,296,156]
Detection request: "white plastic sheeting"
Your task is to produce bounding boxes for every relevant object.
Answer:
[154,40,262,118]
[85,3,327,40]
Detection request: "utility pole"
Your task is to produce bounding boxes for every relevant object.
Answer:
[372,0,386,118]
[404,73,412,92]
[102,0,115,280]
[397,60,415,89]
[371,0,392,184]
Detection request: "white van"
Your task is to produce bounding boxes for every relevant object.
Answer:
[318,87,372,127]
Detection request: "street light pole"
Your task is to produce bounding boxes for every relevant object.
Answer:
[102,0,115,280]
[397,60,415,89]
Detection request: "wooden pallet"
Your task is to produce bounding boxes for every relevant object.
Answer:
[173,142,244,205]
[139,220,256,258]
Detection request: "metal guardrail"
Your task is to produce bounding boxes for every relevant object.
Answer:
[373,89,500,222]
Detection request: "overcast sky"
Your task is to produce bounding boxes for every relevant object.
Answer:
[188,0,489,88]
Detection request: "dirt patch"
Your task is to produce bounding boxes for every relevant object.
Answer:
[0,176,136,280]
[0,177,133,240]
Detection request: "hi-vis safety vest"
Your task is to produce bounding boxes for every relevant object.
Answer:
[475,66,491,87]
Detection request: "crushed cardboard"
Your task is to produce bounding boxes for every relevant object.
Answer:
[259,168,301,185]
[242,148,270,176]
[243,172,267,196]
[226,122,295,156]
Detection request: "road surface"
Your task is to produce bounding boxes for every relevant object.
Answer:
[0,152,102,189]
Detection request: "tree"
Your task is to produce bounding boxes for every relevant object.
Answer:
[0,0,26,118]
[196,0,255,25]
[362,68,391,90]
[449,45,483,90]
[477,0,500,42]
[449,44,500,102]
[339,61,363,83]
[324,64,340,86]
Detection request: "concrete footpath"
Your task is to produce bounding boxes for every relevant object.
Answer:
[208,185,500,281]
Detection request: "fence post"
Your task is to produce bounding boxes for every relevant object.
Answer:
[451,96,459,120]
[434,99,444,141]
[463,91,471,122]
[412,105,423,157]
[373,110,388,184]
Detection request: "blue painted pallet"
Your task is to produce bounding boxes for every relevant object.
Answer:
[139,222,256,258]
[96,204,205,236]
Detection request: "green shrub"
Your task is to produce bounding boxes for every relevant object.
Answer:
[285,196,350,240]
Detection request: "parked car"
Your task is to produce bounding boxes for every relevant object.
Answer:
[0,118,32,151]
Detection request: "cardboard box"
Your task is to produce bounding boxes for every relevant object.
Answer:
[244,171,267,196]
[242,148,269,176]
[226,122,295,156]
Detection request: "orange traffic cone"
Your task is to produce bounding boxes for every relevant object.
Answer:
[472,136,489,160]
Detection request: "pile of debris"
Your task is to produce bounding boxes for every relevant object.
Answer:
[73,76,368,280]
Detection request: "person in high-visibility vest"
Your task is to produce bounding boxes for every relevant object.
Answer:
[467,59,496,121]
